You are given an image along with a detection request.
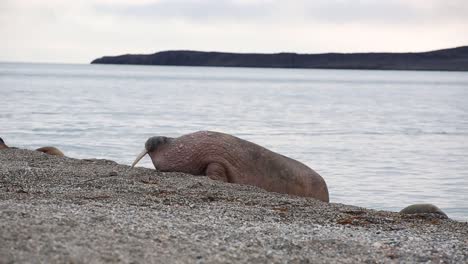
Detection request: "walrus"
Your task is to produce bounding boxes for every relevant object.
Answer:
[36,146,65,157]
[399,203,448,218]
[131,131,329,202]
[0,137,8,150]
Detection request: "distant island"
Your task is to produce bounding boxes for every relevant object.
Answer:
[91,46,468,71]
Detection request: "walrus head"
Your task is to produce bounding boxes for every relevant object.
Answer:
[0,137,8,149]
[131,136,172,168]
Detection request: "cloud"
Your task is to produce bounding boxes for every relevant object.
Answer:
[0,0,467,63]
[94,0,271,23]
[94,0,468,25]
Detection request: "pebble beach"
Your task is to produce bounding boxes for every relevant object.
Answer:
[1,149,467,263]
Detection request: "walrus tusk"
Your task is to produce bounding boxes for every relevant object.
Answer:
[131,149,148,168]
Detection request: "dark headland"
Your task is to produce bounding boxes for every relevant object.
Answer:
[91,46,468,71]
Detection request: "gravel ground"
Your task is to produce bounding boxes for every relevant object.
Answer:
[1,149,467,263]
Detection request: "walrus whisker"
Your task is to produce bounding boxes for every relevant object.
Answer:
[131,149,148,168]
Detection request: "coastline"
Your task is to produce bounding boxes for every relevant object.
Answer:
[1,149,467,263]
[91,46,468,72]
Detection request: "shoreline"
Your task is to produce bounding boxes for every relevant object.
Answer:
[95,62,468,73]
[1,149,467,263]
[5,61,468,73]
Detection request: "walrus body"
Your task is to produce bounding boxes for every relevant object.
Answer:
[36,146,65,157]
[0,138,64,156]
[132,131,329,202]
[0,137,8,150]
[399,203,448,218]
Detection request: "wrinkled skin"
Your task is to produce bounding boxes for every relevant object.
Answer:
[139,131,329,202]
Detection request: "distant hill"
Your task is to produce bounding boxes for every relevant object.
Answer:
[91,46,468,71]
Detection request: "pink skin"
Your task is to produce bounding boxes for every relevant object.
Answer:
[133,131,329,202]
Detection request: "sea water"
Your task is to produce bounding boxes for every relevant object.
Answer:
[1,62,467,220]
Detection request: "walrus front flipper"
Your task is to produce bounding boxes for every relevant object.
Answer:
[205,163,229,182]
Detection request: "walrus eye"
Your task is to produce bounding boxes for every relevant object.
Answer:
[131,149,148,168]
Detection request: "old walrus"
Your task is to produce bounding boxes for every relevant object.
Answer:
[131,131,329,202]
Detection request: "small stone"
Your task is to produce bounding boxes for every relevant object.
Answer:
[373,242,383,248]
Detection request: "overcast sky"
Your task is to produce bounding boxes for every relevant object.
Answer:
[1,0,467,63]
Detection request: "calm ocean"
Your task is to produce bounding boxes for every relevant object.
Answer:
[1,62,467,220]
